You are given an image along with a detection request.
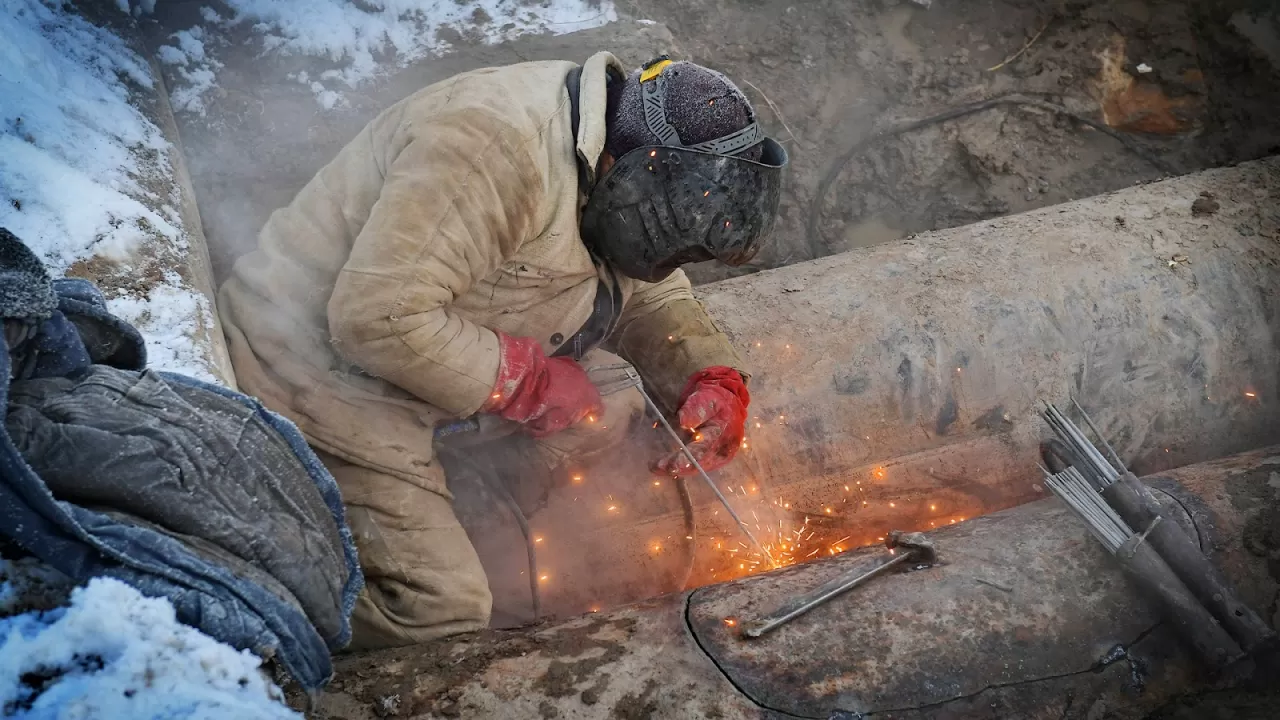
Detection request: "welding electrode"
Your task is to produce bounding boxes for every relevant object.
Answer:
[636,383,773,563]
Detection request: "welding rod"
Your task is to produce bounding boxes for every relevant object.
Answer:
[637,385,773,563]
[741,552,912,638]
[1046,402,1277,653]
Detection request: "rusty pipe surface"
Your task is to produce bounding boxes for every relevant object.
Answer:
[309,447,1280,719]
[471,158,1280,621]
[697,156,1280,514]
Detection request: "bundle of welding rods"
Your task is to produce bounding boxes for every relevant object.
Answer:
[1041,400,1275,671]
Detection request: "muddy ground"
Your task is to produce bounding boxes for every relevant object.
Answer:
[613,0,1280,283]
[140,0,1280,287]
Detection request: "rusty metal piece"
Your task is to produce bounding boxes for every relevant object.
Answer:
[741,531,936,639]
[686,447,1280,717]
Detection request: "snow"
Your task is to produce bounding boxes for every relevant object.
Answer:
[109,276,220,383]
[143,0,619,111]
[0,573,300,719]
[0,0,219,382]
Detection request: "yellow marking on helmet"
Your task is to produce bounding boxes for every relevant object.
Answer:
[640,59,673,83]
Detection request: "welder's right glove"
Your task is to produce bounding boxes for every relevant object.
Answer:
[480,332,603,438]
[653,366,750,476]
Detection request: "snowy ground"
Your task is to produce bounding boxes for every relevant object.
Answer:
[0,562,299,720]
[138,0,619,112]
[0,0,218,382]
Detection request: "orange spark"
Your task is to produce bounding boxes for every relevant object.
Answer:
[1245,391,1257,398]
[724,618,737,627]
[534,536,544,544]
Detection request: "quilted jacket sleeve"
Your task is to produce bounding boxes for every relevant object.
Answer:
[611,270,747,412]
[328,111,545,417]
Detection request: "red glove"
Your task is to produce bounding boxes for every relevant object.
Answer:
[654,366,750,476]
[481,332,602,438]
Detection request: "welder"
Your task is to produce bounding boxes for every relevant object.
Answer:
[217,52,788,650]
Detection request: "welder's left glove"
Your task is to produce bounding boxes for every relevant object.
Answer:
[653,366,750,476]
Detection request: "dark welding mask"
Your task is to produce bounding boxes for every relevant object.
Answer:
[580,58,789,283]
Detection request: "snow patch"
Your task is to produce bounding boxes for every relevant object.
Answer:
[148,0,619,112]
[1,0,220,382]
[0,576,300,719]
[108,277,220,382]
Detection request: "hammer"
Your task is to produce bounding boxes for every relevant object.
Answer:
[741,530,937,639]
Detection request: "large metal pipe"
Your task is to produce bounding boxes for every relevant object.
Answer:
[471,158,1280,619]
[698,155,1280,509]
[311,446,1280,719]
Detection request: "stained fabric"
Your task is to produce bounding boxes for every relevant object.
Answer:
[216,51,745,499]
[0,228,361,690]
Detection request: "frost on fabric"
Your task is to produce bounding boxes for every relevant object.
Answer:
[1,0,221,382]
[154,0,619,111]
[0,577,300,719]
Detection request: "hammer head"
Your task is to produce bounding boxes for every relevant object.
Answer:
[886,530,937,564]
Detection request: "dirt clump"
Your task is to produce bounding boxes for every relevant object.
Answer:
[611,679,659,720]
[1192,191,1221,215]
[309,615,637,717]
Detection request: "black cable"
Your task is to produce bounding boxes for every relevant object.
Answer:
[807,92,1180,258]
[674,474,697,593]
[439,447,542,620]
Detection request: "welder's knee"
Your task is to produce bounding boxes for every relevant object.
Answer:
[319,453,492,651]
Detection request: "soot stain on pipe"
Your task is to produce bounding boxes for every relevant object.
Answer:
[936,392,960,435]
[832,368,871,396]
[972,405,1008,432]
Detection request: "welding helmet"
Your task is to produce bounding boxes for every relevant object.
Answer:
[581,57,789,283]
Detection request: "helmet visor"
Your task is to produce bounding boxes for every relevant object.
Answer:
[581,137,788,282]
